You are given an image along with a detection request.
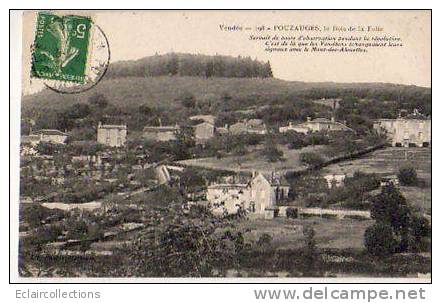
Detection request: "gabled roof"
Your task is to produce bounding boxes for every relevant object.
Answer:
[21,135,40,144]
[404,112,431,120]
[143,125,179,132]
[193,121,214,127]
[98,124,127,130]
[32,129,68,136]
[300,118,354,132]
[189,115,215,124]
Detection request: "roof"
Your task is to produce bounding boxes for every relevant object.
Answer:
[375,110,431,122]
[193,121,214,127]
[404,111,431,120]
[98,124,127,130]
[21,135,40,144]
[310,118,333,123]
[301,118,354,132]
[231,119,267,131]
[32,129,68,136]
[216,127,229,134]
[207,183,248,189]
[208,172,290,189]
[189,115,215,124]
[247,119,264,126]
[143,125,179,132]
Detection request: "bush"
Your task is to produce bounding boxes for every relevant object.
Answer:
[364,223,399,256]
[262,138,284,162]
[398,167,418,186]
[299,152,325,167]
[408,215,431,252]
[257,233,273,247]
[286,207,298,219]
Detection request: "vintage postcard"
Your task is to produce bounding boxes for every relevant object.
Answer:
[13,10,431,281]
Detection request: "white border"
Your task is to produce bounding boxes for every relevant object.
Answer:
[7,4,438,302]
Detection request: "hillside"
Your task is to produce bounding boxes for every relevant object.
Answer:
[22,75,430,112]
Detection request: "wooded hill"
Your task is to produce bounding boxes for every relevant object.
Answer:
[105,53,273,79]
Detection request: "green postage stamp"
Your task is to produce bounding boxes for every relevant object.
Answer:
[31,12,92,83]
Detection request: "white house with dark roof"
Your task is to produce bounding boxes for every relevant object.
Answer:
[97,122,127,147]
[206,172,289,215]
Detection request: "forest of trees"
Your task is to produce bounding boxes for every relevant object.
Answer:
[105,53,273,79]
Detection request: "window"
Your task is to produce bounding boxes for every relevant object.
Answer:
[106,129,111,144]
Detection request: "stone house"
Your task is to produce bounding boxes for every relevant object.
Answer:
[373,109,431,147]
[97,122,127,147]
[286,117,354,133]
[193,121,215,142]
[30,129,69,144]
[279,122,310,134]
[206,172,290,215]
[142,125,180,142]
[323,173,346,188]
[189,114,215,125]
[230,119,268,135]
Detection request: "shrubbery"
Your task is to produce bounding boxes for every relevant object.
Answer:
[364,223,399,256]
[398,167,418,186]
[299,152,325,167]
[286,207,298,219]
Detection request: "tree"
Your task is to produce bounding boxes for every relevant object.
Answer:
[138,104,152,116]
[262,137,284,162]
[302,225,319,275]
[408,215,431,252]
[369,184,412,252]
[364,223,399,256]
[371,184,410,233]
[256,233,272,248]
[398,166,418,186]
[88,93,108,108]
[68,103,91,119]
[179,92,197,109]
[180,168,205,194]
[126,204,244,277]
[299,152,324,167]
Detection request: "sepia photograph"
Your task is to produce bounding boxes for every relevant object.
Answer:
[13,9,431,281]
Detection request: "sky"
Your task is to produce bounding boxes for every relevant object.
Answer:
[22,10,431,94]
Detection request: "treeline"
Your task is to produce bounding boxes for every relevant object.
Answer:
[106,53,273,79]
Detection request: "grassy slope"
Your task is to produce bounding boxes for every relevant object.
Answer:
[177,144,326,173]
[22,75,426,111]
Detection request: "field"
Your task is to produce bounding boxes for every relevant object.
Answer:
[178,145,326,173]
[322,147,431,212]
[237,216,373,250]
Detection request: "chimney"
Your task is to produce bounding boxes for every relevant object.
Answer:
[307,117,311,122]
[343,120,347,125]
[224,124,228,129]
[331,117,335,123]
[158,117,162,126]
[98,121,102,128]
[289,122,293,127]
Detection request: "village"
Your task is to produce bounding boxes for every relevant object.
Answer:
[16,50,432,278]
[18,90,432,277]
